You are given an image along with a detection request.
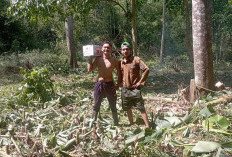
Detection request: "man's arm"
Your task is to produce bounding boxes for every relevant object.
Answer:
[132,58,149,88]
[87,56,97,72]
[116,60,122,87]
[113,60,122,90]
[138,59,149,85]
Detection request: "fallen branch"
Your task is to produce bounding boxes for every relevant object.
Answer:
[144,97,177,103]
[0,135,26,138]
[196,85,216,93]
[62,138,76,151]
[11,137,23,157]
[29,142,37,157]
[201,95,232,108]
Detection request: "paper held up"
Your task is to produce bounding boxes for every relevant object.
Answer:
[83,45,102,56]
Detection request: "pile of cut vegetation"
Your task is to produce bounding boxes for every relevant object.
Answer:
[0,65,232,156]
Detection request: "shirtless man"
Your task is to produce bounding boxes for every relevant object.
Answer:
[88,41,121,126]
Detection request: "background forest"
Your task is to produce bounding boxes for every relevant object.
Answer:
[1,0,232,157]
[1,0,232,61]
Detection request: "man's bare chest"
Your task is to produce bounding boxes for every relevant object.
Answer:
[98,58,115,70]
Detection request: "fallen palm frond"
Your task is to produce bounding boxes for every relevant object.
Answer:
[201,95,232,107]
[1,68,232,156]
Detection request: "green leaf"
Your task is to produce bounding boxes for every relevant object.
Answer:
[165,116,182,127]
[213,115,230,130]
[144,127,155,136]
[199,105,215,117]
[222,141,232,148]
[125,130,145,145]
[207,128,232,135]
[156,119,172,129]
[182,127,190,137]
[151,128,166,139]
[202,115,230,130]
[62,138,76,151]
[191,141,221,153]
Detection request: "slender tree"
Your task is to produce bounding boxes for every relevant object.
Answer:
[131,0,138,56]
[160,0,166,62]
[65,16,77,68]
[192,0,214,89]
[99,0,138,56]
[184,0,193,61]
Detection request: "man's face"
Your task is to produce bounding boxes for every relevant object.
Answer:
[101,43,111,55]
[121,45,131,58]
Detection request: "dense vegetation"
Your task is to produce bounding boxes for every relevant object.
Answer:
[1,0,232,60]
[0,0,232,156]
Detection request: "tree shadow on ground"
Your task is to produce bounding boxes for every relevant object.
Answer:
[143,61,232,95]
[144,70,194,95]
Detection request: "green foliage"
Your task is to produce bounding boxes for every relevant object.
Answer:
[1,49,67,69]
[16,67,55,106]
[137,1,162,54]
[202,115,230,130]
[79,2,125,48]
[8,0,98,22]
[225,51,232,62]
[166,0,184,14]
[10,39,20,52]
[212,0,232,61]
[2,0,232,62]
[229,0,232,5]
[0,14,58,53]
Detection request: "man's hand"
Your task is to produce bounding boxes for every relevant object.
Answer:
[88,56,97,72]
[112,84,120,92]
[132,82,141,88]
[88,56,96,64]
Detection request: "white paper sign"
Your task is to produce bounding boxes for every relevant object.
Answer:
[83,45,102,56]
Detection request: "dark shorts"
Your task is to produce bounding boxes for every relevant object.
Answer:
[121,87,145,112]
[93,81,117,112]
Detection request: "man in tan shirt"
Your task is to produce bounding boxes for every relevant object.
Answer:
[88,41,121,126]
[120,42,150,128]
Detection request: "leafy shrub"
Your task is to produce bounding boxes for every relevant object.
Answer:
[16,67,55,106]
[10,39,20,52]
[225,51,232,62]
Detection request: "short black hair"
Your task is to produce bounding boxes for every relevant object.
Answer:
[102,41,112,47]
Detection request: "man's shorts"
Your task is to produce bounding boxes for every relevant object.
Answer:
[121,87,145,112]
[93,81,117,112]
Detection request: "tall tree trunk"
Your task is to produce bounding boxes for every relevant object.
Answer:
[219,34,223,60]
[65,16,77,68]
[160,0,166,62]
[184,0,193,61]
[131,0,138,56]
[192,0,214,90]
[214,23,221,63]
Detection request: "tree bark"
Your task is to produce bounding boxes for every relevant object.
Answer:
[159,0,166,63]
[65,16,77,68]
[131,0,138,56]
[184,0,193,62]
[192,0,214,90]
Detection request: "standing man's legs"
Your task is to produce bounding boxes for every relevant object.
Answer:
[122,87,133,125]
[141,112,149,128]
[93,82,104,121]
[127,109,133,125]
[122,88,150,127]
[105,82,118,125]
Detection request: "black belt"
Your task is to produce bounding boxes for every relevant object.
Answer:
[124,87,140,90]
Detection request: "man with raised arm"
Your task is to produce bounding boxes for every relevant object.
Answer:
[88,41,121,126]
